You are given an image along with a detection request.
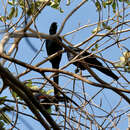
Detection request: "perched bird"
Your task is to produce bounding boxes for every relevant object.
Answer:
[66,46,119,80]
[34,92,65,110]
[45,22,63,110]
[34,93,53,110]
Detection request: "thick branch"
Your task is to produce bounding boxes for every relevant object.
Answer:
[0,64,61,130]
[0,54,129,104]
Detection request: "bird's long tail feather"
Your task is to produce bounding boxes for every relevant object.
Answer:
[95,66,119,80]
[53,73,59,111]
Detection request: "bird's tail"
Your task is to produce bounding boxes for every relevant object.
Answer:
[95,66,119,80]
[53,74,60,111]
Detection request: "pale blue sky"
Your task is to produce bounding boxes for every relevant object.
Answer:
[0,1,129,129]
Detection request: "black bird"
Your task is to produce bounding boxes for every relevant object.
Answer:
[66,46,119,80]
[45,22,63,110]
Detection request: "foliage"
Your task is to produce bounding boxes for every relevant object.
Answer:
[116,51,130,72]
[0,0,129,129]
[0,96,13,129]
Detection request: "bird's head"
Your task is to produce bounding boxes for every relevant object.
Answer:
[49,22,57,35]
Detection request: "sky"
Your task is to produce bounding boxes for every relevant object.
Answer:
[0,0,130,130]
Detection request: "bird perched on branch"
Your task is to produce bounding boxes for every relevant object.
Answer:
[45,22,63,110]
[34,92,65,111]
[66,46,119,80]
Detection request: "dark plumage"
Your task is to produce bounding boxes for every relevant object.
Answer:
[66,46,119,80]
[34,93,52,110]
[45,22,63,110]
[34,93,65,110]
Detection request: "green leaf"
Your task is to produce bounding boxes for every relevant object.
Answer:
[27,2,38,16]
[51,1,59,9]
[92,26,101,33]
[0,106,14,113]
[30,85,39,90]
[8,1,14,5]
[14,7,18,17]
[119,0,130,5]
[91,44,99,52]
[91,48,96,52]
[59,7,64,13]
[0,96,7,100]
[102,22,112,30]
[115,51,130,68]
[19,0,25,9]
[0,16,6,22]
[27,8,33,16]
[38,0,49,2]
[112,1,116,13]
[92,27,97,33]
[124,66,130,72]
[26,80,40,90]
[112,1,116,9]
[66,0,70,6]
[120,56,125,63]
[115,62,121,67]
[123,51,130,58]
[46,89,54,95]
[0,121,5,130]
[119,15,123,18]
[0,96,7,105]
[23,105,27,109]
[102,1,106,8]
[124,51,130,66]
[11,91,21,100]
[106,0,112,5]
[46,108,51,114]
[0,113,11,124]
[26,80,32,87]
[8,0,17,6]
[50,0,64,12]
[95,1,101,11]
[7,7,15,19]
[95,44,99,49]
[127,1,130,5]
[102,22,107,28]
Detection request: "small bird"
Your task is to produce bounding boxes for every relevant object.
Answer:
[34,92,65,110]
[34,93,53,110]
[66,46,119,80]
[45,22,63,110]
